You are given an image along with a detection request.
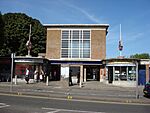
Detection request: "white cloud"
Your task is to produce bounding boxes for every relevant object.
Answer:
[60,0,104,23]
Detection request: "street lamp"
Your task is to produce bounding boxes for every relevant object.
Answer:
[26,24,32,56]
[135,60,139,99]
[10,53,15,92]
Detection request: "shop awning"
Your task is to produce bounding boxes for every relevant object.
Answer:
[106,63,136,66]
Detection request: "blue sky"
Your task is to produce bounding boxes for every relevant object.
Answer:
[0,0,150,58]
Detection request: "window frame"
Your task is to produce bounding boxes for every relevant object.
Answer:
[61,29,91,59]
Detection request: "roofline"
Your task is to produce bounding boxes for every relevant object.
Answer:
[105,58,140,61]
[43,24,109,35]
[43,24,109,28]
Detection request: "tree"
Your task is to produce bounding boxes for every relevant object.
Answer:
[0,13,46,56]
[0,12,5,54]
[130,53,150,59]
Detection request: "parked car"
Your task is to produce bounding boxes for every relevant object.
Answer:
[143,81,150,97]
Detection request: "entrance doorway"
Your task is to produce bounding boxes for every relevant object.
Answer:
[51,65,60,81]
[85,66,100,81]
[69,66,80,85]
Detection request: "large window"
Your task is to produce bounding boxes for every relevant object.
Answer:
[61,30,91,58]
[114,66,136,81]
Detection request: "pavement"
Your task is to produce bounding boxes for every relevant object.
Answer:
[0,80,150,104]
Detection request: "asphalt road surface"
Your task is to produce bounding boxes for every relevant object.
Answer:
[0,94,149,113]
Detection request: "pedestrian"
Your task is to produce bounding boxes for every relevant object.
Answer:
[39,72,43,82]
[34,70,38,83]
[25,68,30,84]
[54,70,57,80]
[69,72,73,86]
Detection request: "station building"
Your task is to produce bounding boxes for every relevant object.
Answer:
[1,24,149,87]
[44,24,109,84]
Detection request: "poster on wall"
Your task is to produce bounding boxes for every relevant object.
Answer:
[61,66,69,79]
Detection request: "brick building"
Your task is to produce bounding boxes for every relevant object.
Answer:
[44,24,109,85]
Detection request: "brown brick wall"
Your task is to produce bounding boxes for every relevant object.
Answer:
[91,30,106,60]
[46,30,61,59]
[46,29,107,60]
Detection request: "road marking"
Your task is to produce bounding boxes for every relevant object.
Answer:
[0,93,150,106]
[0,103,10,109]
[46,110,60,113]
[42,107,105,113]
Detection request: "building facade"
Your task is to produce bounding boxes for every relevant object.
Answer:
[44,24,109,85]
[0,24,149,87]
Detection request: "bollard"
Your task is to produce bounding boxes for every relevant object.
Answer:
[15,75,17,85]
[46,76,49,86]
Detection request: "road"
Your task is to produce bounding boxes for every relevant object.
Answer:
[0,94,149,113]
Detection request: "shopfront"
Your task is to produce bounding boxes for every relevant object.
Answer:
[14,56,47,82]
[49,60,104,85]
[106,58,138,86]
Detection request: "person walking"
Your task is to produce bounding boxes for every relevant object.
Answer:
[25,68,30,84]
[39,72,43,82]
[34,70,38,83]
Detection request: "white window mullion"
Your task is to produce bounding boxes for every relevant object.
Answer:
[71,30,72,58]
[68,30,70,58]
[79,30,80,58]
[90,30,91,58]
[82,30,83,58]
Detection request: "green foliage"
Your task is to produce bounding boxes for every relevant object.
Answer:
[0,12,5,53]
[130,53,150,59]
[0,13,46,56]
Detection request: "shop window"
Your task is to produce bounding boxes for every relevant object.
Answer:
[128,66,136,81]
[15,64,34,79]
[114,66,127,81]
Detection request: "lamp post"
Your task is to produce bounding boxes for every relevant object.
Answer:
[10,53,15,92]
[26,24,32,56]
[136,61,139,99]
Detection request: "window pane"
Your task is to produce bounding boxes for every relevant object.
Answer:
[61,49,68,58]
[72,30,79,39]
[68,49,71,58]
[128,66,136,81]
[80,31,82,39]
[72,49,79,58]
[62,40,68,48]
[72,40,79,48]
[83,49,90,58]
[62,31,69,39]
[83,30,90,39]
[83,40,90,48]
[80,49,83,58]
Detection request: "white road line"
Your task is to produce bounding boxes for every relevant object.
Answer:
[46,110,60,113]
[0,93,149,106]
[42,107,105,113]
[0,103,10,108]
